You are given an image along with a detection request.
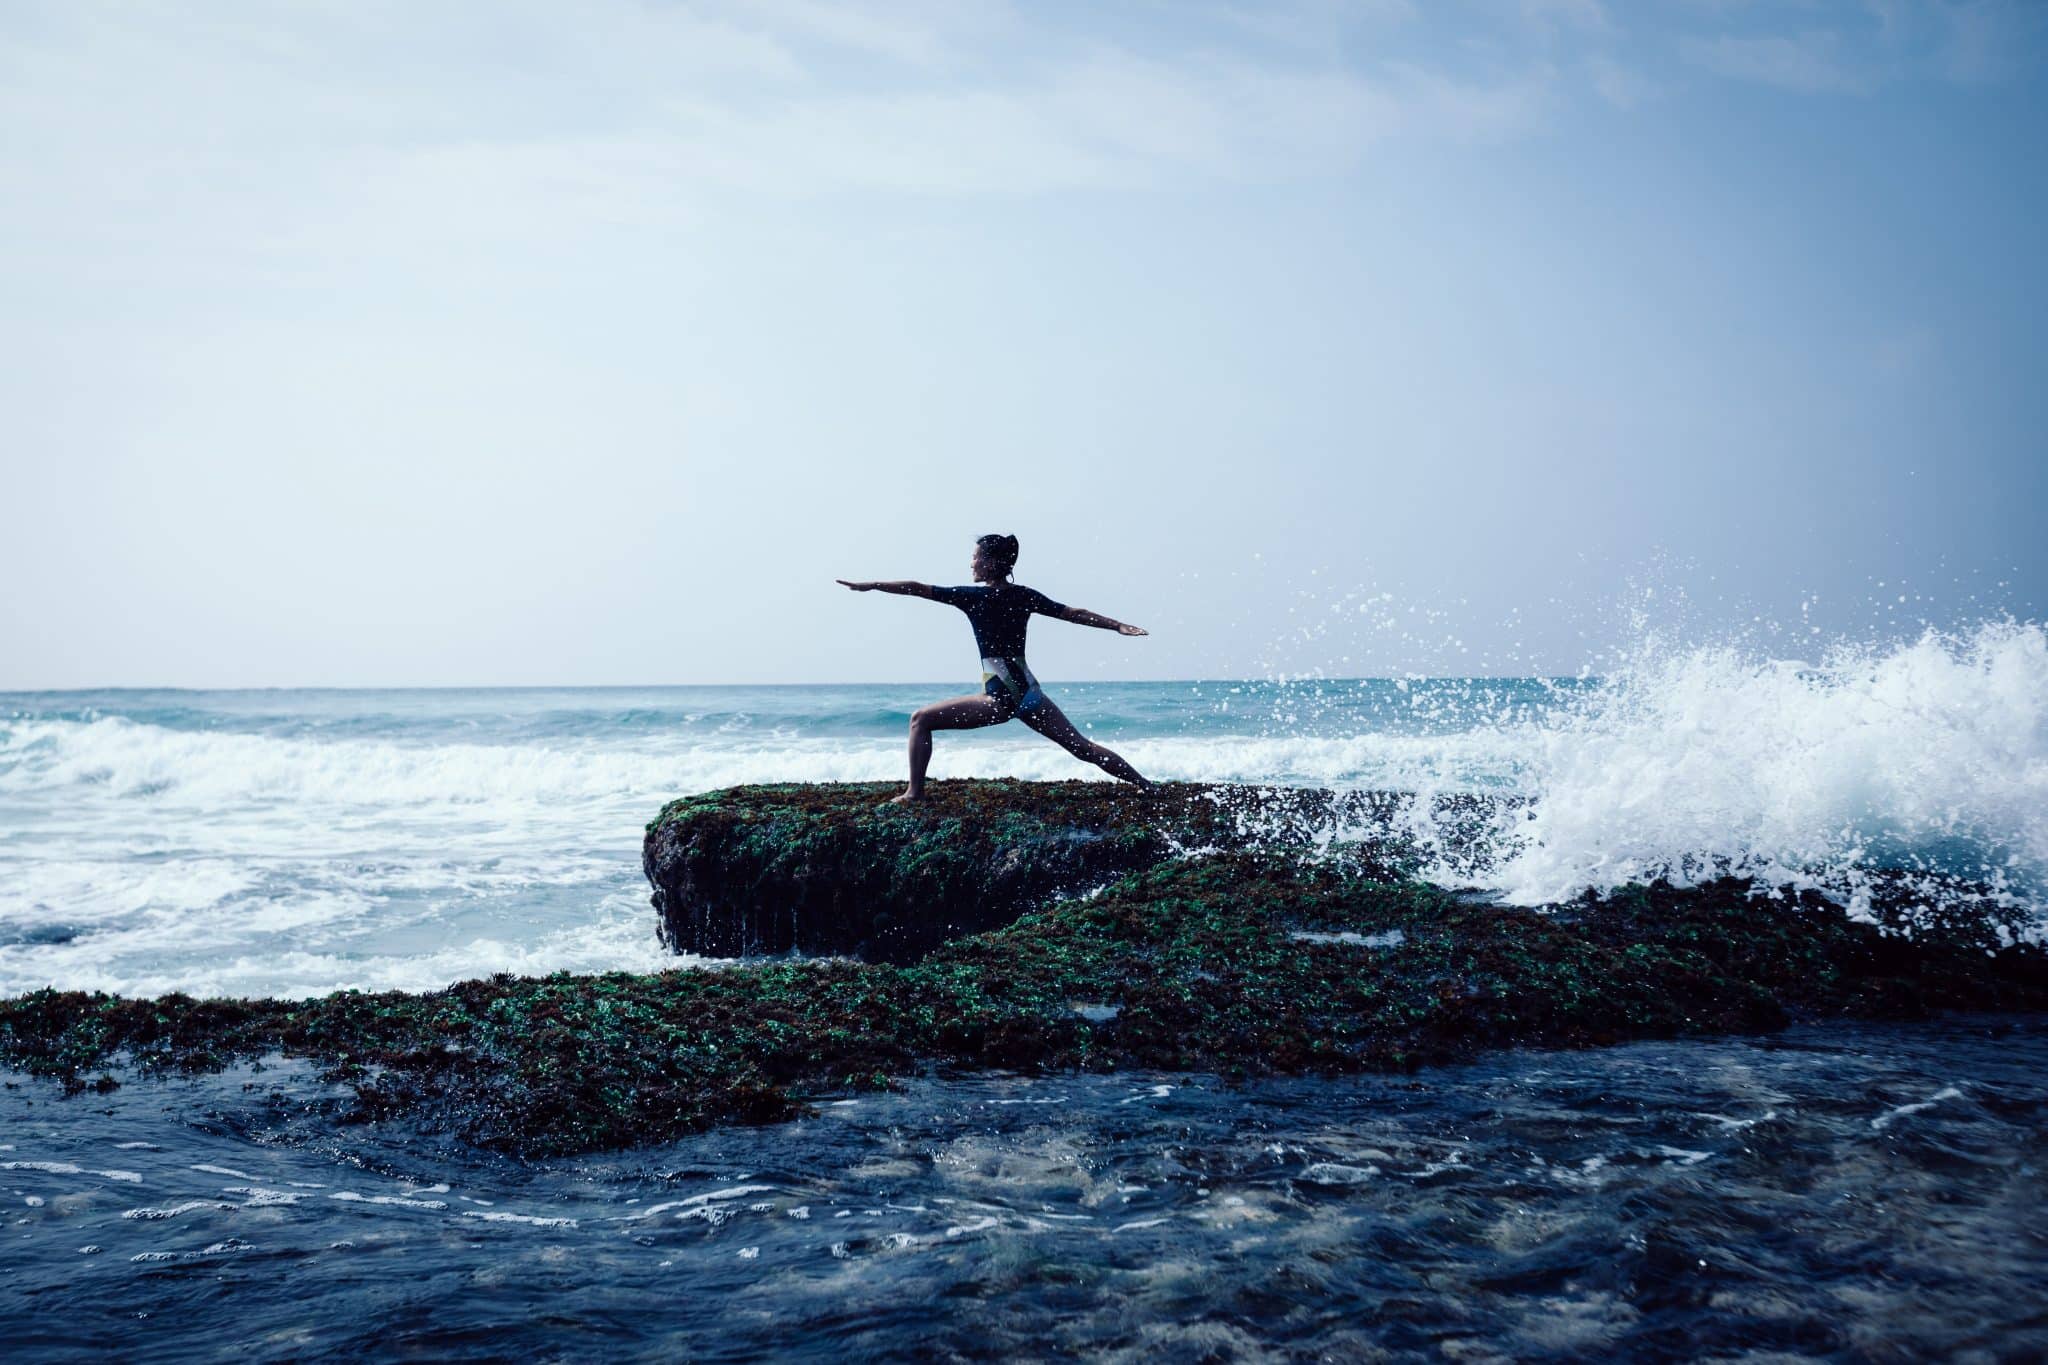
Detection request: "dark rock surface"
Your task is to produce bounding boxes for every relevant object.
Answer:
[3,782,2042,1156]
[642,779,1445,962]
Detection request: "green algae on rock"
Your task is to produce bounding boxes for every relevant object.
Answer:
[642,779,1442,962]
[5,793,2045,1156]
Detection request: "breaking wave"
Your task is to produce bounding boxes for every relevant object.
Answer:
[1,617,2042,996]
[1477,620,2048,924]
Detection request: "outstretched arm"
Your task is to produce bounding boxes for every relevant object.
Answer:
[1053,604,1147,637]
[837,579,938,599]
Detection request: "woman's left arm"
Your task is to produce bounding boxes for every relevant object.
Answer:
[1055,605,1147,637]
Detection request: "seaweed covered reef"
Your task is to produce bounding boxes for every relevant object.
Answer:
[4,781,2043,1156]
[642,779,1500,960]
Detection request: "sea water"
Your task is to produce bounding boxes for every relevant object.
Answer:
[3,619,2044,999]
[2,1020,2044,1358]
[4,622,2048,1356]
[5,620,2048,999]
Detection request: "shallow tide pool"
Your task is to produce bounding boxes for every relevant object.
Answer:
[3,1016,2044,1361]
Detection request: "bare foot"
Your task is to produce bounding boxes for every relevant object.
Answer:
[887,790,923,805]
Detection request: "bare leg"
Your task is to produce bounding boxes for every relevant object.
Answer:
[1019,696,1150,787]
[899,693,1010,802]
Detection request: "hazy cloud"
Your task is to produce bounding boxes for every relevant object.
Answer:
[3,0,2042,686]
[1678,31,1870,93]
[1585,52,1659,106]
[1673,0,2045,91]
[1933,0,2048,84]
[1519,0,1612,34]
[0,0,1560,227]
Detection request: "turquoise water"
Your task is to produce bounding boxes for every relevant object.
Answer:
[3,622,2045,998]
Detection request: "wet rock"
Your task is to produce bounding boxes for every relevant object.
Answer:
[1,785,2042,1157]
[642,779,1429,962]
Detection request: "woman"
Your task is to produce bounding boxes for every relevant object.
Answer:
[838,533,1152,803]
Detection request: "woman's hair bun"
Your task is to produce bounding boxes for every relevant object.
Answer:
[976,533,1020,570]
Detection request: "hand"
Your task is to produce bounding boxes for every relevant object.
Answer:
[837,579,875,592]
[1118,623,1148,636]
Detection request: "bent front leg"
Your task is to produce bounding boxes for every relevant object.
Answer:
[901,693,1009,801]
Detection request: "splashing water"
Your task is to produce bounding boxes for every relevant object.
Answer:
[1473,620,2048,926]
[1,619,2043,997]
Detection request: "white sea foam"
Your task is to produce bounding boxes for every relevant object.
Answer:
[1,1161,143,1183]
[1,621,2041,999]
[1477,622,2048,921]
[124,1202,234,1220]
[0,717,683,808]
[0,884,680,999]
[1289,928,1406,948]
[611,1185,780,1223]
[461,1210,578,1228]
[329,1191,449,1210]
[1297,1163,1379,1185]
[675,1184,779,1208]
[1871,1085,1964,1131]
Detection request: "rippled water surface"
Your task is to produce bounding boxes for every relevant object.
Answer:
[6,621,2045,999]
[4,1017,2044,1361]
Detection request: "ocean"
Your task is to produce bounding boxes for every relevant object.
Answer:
[4,620,2047,1357]
[3,619,2044,1000]
[5,1020,2044,1359]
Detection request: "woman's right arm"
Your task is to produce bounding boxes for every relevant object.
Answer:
[837,580,937,598]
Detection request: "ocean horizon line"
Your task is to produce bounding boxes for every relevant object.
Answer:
[0,675,1594,695]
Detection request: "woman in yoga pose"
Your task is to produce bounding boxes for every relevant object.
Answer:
[838,534,1151,803]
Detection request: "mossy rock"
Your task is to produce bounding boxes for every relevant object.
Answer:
[3,855,2043,1156]
[5,782,2042,1157]
[642,779,1460,962]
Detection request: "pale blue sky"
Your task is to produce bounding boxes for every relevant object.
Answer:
[4,0,2043,686]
